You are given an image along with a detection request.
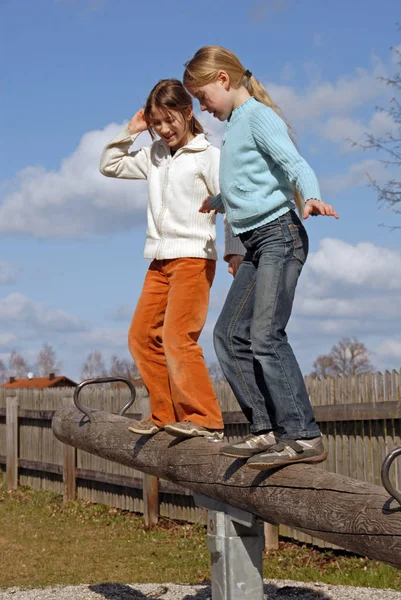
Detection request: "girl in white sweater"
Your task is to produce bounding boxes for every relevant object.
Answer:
[100,79,243,439]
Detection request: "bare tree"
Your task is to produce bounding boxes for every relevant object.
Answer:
[310,337,374,378]
[9,351,29,379]
[329,337,374,376]
[310,354,337,379]
[208,361,225,382]
[351,26,401,225]
[109,354,140,380]
[81,351,107,380]
[0,359,7,384]
[37,343,62,377]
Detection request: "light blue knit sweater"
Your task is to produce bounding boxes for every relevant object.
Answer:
[209,97,321,234]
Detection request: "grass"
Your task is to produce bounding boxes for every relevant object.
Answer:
[0,477,400,591]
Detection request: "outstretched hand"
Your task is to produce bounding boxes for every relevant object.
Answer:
[303,199,339,220]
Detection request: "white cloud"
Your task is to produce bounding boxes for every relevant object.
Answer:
[305,238,401,289]
[321,109,397,153]
[320,158,388,195]
[0,293,85,333]
[0,123,149,238]
[197,111,225,147]
[376,339,401,359]
[0,333,17,347]
[289,237,401,351]
[72,327,128,348]
[269,59,388,126]
[0,261,16,284]
[391,45,401,65]
[266,55,397,160]
[321,117,367,148]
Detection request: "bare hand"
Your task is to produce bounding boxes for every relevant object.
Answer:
[129,109,148,135]
[303,199,339,220]
[199,196,214,213]
[227,254,243,277]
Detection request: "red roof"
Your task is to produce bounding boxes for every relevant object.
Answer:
[2,376,77,389]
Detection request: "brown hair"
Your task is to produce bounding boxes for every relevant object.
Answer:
[183,46,304,216]
[144,78,203,140]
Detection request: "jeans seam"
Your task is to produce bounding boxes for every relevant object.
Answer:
[256,243,305,428]
[226,275,267,423]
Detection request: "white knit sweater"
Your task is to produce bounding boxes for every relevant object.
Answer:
[99,126,244,261]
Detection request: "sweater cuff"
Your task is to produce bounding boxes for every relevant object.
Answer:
[224,236,245,261]
[299,179,322,203]
[209,193,225,212]
[129,130,142,144]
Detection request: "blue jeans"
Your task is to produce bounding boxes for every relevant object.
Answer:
[214,210,321,439]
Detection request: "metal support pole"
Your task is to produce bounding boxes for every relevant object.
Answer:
[194,494,264,600]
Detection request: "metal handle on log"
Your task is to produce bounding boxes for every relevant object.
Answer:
[381,447,401,506]
[73,377,136,423]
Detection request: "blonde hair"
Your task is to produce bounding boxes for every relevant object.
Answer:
[183,46,304,217]
[144,78,203,140]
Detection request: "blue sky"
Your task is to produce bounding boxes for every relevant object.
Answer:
[1,0,400,381]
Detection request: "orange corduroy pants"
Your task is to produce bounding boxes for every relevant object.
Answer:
[128,258,224,429]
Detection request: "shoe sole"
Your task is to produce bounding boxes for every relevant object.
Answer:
[220,442,278,458]
[165,424,223,440]
[220,448,266,458]
[247,451,328,470]
[128,425,160,435]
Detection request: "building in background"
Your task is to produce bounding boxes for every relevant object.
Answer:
[1,373,77,389]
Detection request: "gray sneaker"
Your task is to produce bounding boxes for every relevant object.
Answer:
[219,432,278,458]
[247,436,327,469]
[128,418,162,436]
[164,420,224,440]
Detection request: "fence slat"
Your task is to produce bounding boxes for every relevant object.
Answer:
[264,521,279,550]
[63,397,76,502]
[6,395,18,491]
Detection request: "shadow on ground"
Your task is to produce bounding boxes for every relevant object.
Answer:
[89,581,331,599]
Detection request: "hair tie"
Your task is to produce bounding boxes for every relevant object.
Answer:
[244,69,252,78]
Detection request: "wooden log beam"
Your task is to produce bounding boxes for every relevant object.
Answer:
[52,406,401,569]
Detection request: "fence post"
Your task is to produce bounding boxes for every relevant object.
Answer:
[264,521,279,551]
[6,393,18,491]
[140,395,159,526]
[143,472,159,527]
[62,396,76,502]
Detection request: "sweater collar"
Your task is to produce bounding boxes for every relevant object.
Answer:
[228,96,257,123]
[160,133,210,154]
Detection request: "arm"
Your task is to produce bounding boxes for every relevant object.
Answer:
[224,215,245,276]
[202,147,245,274]
[99,110,149,180]
[249,107,322,202]
[199,146,225,213]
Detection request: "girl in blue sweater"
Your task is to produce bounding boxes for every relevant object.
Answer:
[180,46,339,469]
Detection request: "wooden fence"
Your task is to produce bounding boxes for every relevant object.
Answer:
[1,369,401,551]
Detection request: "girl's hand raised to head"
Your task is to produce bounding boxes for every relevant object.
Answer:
[129,109,148,135]
[303,199,339,220]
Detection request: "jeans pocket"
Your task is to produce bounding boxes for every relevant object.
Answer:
[288,223,308,264]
